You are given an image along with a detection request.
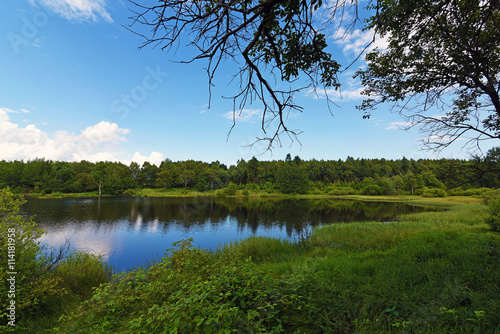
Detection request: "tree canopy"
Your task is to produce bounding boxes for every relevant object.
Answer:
[357,0,500,151]
[1,149,499,196]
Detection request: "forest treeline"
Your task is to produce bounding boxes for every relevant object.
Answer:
[1,148,499,196]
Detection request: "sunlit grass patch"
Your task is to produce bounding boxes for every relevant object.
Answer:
[400,202,489,227]
[218,236,300,263]
[54,251,114,300]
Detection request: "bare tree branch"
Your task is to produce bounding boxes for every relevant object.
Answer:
[126,0,360,151]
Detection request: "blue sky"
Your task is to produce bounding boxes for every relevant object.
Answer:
[0,0,494,166]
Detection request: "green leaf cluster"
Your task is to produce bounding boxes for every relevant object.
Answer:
[276,163,310,194]
[357,0,500,142]
[58,239,306,333]
[0,188,66,328]
[0,188,112,331]
[485,191,500,231]
[249,0,340,87]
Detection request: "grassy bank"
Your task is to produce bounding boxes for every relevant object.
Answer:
[50,197,500,333]
[25,186,495,202]
[219,200,500,332]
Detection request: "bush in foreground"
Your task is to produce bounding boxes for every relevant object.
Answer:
[0,188,67,331]
[485,194,500,231]
[57,239,307,333]
[0,188,112,332]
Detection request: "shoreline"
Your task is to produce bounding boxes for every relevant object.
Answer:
[25,190,484,208]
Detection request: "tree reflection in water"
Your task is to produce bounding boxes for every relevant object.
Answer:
[22,197,437,271]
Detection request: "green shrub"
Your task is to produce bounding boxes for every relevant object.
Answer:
[58,239,306,333]
[0,188,113,332]
[361,184,383,196]
[122,188,138,197]
[449,187,495,196]
[217,182,237,196]
[262,181,274,194]
[485,196,500,231]
[420,187,447,197]
[0,189,67,330]
[245,183,260,192]
[328,186,356,195]
[463,188,494,196]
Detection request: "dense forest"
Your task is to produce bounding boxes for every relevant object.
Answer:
[0,148,499,197]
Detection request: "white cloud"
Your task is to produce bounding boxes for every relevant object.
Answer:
[123,151,165,166]
[71,151,122,163]
[79,121,130,144]
[0,108,128,162]
[200,104,209,114]
[0,108,167,166]
[307,86,364,101]
[222,109,262,122]
[368,117,385,127]
[0,107,30,115]
[29,0,113,23]
[419,135,465,143]
[386,121,412,130]
[334,27,389,58]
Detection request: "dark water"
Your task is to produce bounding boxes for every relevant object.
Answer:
[21,197,435,272]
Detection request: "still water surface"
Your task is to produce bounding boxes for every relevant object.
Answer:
[22,197,434,272]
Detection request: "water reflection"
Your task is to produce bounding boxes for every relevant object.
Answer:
[22,197,433,272]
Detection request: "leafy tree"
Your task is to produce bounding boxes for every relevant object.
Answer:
[485,192,500,231]
[103,162,136,195]
[377,177,393,195]
[71,160,94,175]
[177,161,198,189]
[477,147,500,188]
[20,159,52,192]
[421,169,446,189]
[293,155,302,166]
[205,167,225,191]
[246,157,260,184]
[231,160,249,185]
[75,172,97,193]
[391,174,405,195]
[51,161,77,193]
[156,160,177,189]
[129,162,141,186]
[138,162,159,188]
[357,0,500,151]
[403,172,420,195]
[276,163,310,194]
[91,162,106,197]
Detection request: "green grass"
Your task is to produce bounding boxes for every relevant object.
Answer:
[27,191,103,199]
[219,199,500,333]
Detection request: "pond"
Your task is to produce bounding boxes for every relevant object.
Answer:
[21,197,435,272]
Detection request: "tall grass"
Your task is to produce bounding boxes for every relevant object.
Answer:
[16,252,113,333]
[218,236,301,263]
[223,199,500,333]
[54,251,114,300]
